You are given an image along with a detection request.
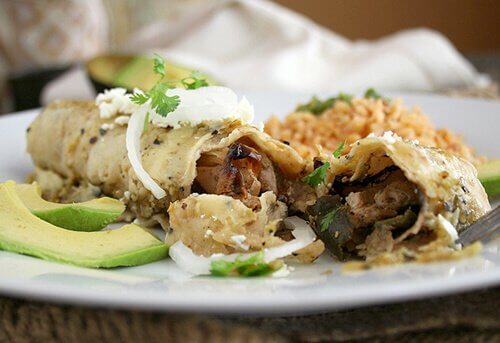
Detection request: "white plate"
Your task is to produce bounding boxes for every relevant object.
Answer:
[0,92,499,316]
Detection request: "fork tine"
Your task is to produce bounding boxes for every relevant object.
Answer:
[476,224,500,244]
[457,206,500,246]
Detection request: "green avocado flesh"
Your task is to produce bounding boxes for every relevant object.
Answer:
[16,183,125,232]
[0,181,168,268]
[478,159,500,197]
[87,55,218,92]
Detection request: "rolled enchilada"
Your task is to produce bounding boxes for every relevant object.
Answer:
[27,99,323,259]
[306,133,491,266]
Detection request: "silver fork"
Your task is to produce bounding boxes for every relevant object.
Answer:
[457,205,500,246]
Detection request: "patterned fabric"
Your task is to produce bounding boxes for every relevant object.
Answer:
[0,0,107,69]
[0,0,210,111]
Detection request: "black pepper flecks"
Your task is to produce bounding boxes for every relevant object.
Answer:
[26,127,31,133]
[80,128,85,135]
[153,138,162,145]
[211,130,218,135]
[179,186,185,192]
[89,136,98,144]
[99,128,107,136]
[282,140,290,145]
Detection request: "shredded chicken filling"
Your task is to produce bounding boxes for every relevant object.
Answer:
[195,141,279,210]
[330,165,421,258]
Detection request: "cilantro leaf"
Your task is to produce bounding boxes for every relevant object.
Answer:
[130,92,149,105]
[182,70,209,90]
[302,162,330,187]
[296,96,335,115]
[320,208,337,232]
[129,54,212,119]
[296,92,353,115]
[364,88,390,102]
[333,141,346,158]
[336,92,352,104]
[153,53,166,78]
[149,86,180,117]
[210,252,283,277]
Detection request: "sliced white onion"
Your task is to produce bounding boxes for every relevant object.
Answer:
[168,216,317,276]
[437,214,460,248]
[125,106,167,199]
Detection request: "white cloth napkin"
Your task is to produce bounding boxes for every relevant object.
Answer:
[42,0,488,104]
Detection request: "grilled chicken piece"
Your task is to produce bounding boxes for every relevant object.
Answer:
[195,142,278,209]
[345,169,420,228]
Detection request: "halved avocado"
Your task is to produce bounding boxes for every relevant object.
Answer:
[0,181,167,268]
[16,183,125,232]
[86,54,132,92]
[86,54,219,93]
[478,159,500,197]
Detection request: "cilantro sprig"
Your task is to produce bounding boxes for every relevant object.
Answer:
[333,141,346,158]
[302,162,330,187]
[210,252,283,277]
[181,70,209,89]
[320,208,338,232]
[302,141,346,187]
[296,92,353,115]
[297,88,394,115]
[364,88,390,102]
[129,53,209,117]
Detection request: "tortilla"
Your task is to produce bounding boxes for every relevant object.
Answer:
[307,133,491,264]
[27,100,309,228]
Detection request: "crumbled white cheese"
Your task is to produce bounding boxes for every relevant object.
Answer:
[366,131,399,144]
[115,116,130,125]
[119,190,131,203]
[96,88,138,119]
[272,264,291,278]
[100,123,115,131]
[204,229,214,238]
[150,86,254,129]
[382,131,397,143]
[231,235,250,251]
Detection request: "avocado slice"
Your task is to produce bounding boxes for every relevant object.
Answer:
[16,183,125,232]
[478,159,500,197]
[0,181,167,268]
[86,54,132,87]
[113,56,217,91]
[87,54,219,93]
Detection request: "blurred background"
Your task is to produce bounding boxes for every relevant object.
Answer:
[1,0,499,114]
[278,0,500,52]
